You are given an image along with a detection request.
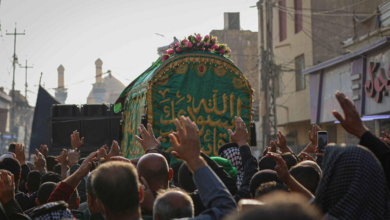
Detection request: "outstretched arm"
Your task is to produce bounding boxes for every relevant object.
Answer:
[333,91,390,188]
[48,151,97,203]
[229,117,258,202]
[0,171,29,220]
[267,152,314,200]
[169,116,237,220]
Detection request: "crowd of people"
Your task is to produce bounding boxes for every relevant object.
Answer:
[0,91,389,220]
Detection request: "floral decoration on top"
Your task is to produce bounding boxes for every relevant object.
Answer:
[162,33,231,62]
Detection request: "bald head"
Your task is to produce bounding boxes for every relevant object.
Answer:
[137,153,171,191]
[153,190,194,220]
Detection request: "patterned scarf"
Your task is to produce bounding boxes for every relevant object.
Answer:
[218,143,243,187]
[30,202,75,220]
[315,144,390,220]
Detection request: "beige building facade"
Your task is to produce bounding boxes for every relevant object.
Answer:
[257,0,385,151]
[211,13,260,144]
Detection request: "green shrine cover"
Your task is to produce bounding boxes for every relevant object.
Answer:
[114,51,253,162]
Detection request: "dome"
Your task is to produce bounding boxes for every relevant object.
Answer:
[87,74,125,104]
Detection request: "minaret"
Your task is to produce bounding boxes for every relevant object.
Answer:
[54,65,68,104]
[58,65,65,88]
[95,58,103,83]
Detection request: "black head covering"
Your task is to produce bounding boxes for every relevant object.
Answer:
[315,144,390,219]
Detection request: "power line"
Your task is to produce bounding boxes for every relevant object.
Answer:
[283,9,345,56]
[275,4,364,29]
[276,0,374,16]
[274,2,373,68]
[43,70,120,90]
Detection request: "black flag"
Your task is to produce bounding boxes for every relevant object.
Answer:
[29,86,60,157]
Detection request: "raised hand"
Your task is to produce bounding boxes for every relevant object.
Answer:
[39,144,49,158]
[270,140,277,153]
[15,144,26,165]
[98,146,108,161]
[56,149,68,165]
[0,171,15,204]
[68,149,80,167]
[34,149,47,173]
[297,152,315,161]
[135,123,162,151]
[308,124,321,146]
[108,140,121,158]
[267,152,314,199]
[332,91,368,138]
[275,131,291,153]
[228,116,248,147]
[303,142,316,154]
[380,131,390,146]
[71,130,84,150]
[98,141,121,162]
[77,151,97,177]
[169,116,206,172]
[266,152,290,182]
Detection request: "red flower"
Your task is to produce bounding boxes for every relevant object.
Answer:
[211,44,219,50]
[162,55,169,62]
[196,34,202,42]
[166,49,174,54]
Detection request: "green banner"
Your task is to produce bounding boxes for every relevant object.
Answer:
[121,52,253,163]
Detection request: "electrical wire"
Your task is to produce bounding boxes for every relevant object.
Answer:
[275,0,375,16]
[43,71,112,90]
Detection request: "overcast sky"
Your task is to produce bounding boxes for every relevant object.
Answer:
[0,0,258,106]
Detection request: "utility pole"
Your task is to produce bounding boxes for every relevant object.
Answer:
[19,60,33,151]
[20,60,33,100]
[6,23,25,141]
[258,0,278,149]
[267,0,278,142]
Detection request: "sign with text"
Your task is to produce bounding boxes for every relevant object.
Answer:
[365,62,390,103]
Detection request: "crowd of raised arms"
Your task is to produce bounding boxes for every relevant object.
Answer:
[0,91,389,220]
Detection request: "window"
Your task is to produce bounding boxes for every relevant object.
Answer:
[295,55,305,91]
[279,0,287,42]
[294,0,303,33]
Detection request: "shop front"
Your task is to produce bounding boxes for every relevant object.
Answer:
[303,37,390,144]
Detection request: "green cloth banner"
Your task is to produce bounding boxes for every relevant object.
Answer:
[118,52,253,163]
